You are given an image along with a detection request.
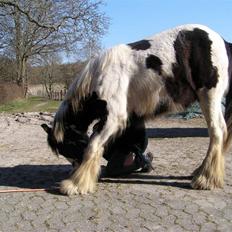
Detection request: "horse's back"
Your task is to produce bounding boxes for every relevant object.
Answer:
[127,24,229,117]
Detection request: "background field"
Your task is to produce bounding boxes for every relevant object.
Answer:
[0,97,60,113]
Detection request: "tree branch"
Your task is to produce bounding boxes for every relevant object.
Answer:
[0,0,57,30]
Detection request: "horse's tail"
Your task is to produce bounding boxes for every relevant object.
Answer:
[224,41,232,151]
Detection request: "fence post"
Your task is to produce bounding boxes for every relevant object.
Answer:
[50,89,67,101]
[60,90,63,101]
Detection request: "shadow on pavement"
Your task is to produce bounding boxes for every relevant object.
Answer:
[0,165,194,192]
[0,165,71,191]
[146,127,208,138]
[100,173,193,190]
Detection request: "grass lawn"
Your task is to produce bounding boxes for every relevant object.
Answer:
[0,96,61,113]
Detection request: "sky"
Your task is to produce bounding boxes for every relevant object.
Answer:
[101,0,232,49]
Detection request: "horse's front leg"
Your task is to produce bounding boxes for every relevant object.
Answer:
[60,116,125,195]
[60,140,103,195]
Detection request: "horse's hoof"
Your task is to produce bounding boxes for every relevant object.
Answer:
[191,174,223,190]
[60,179,79,196]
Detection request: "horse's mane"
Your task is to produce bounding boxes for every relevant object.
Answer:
[53,45,130,142]
[53,58,96,142]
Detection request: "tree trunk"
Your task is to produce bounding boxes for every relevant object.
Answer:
[22,58,28,97]
[14,6,28,97]
[16,57,28,97]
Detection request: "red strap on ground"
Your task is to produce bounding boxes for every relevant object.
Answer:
[0,188,58,193]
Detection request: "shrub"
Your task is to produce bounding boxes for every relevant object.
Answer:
[0,83,24,104]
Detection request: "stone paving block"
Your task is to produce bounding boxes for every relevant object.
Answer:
[200,222,217,232]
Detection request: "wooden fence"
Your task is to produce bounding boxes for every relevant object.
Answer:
[50,90,67,101]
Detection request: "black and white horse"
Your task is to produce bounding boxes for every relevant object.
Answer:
[46,24,232,195]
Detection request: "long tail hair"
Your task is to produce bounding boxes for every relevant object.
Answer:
[224,42,232,150]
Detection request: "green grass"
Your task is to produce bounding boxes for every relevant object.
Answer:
[0,96,61,113]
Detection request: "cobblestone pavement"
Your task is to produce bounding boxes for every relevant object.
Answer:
[0,113,232,232]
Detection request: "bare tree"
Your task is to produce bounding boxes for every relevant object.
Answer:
[0,0,109,96]
[39,53,62,99]
[59,61,86,89]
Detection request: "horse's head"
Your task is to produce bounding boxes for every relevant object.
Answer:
[41,123,89,166]
[41,92,108,166]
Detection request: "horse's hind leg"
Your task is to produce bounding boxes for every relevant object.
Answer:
[191,88,227,190]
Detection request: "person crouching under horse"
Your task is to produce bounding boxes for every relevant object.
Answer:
[41,114,153,177]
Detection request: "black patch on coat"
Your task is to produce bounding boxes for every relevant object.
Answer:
[128,40,151,50]
[57,114,147,165]
[164,28,219,108]
[103,114,147,161]
[53,126,89,162]
[180,28,218,89]
[78,92,108,132]
[103,114,148,176]
[224,41,232,81]
[46,92,109,162]
[146,55,163,75]
[164,33,196,108]
[61,92,108,133]
[43,114,148,169]
[224,41,232,121]
[42,123,89,163]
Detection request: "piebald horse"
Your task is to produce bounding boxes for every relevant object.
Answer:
[45,24,232,195]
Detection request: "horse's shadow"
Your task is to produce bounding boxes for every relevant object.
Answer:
[146,127,208,138]
[0,127,207,193]
[0,165,71,193]
[0,165,193,193]
[100,173,193,190]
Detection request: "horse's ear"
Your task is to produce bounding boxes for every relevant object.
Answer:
[41,124,52,134]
